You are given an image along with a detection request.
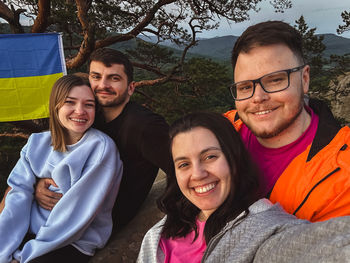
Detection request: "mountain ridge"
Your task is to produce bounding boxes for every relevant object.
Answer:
[139,33,350,61]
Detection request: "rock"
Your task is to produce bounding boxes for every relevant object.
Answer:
[90,171,166,263]
[310,72,350,126]
[327,72,350,125]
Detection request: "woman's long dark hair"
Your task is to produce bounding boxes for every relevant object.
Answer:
[158,112,261,243]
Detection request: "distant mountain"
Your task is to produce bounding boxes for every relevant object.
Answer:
[139,35,238,61]
[140,33,350,61]
[322,34,350,56]
[2,22,349,62]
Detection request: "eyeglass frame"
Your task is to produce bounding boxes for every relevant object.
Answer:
[229,64,306,101]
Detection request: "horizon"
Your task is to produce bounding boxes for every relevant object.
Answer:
[198,0,350,39]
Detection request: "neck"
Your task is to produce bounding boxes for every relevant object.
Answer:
[257,107,312,148]
[102,100,129,123]
[66,133,84,145]
[199,209,214,222]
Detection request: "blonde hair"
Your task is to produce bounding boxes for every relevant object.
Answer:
[49,75,92,152]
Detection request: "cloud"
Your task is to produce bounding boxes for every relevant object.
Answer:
[199,0,350,38]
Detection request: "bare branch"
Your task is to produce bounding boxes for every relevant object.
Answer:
[134,75,186,89]
[95,0,176,49]
[179,18,198,66]
[134,89,161,104]
[133,62,166,77]
[0,2,25,33]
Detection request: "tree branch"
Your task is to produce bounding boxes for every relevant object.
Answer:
[65,0,95,69]
[95,0,176,49]
[0,2,25,33]
[134,75,186,89]
[31,0,51,33]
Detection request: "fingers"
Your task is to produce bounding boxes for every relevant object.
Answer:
[43,178,58,188]
[35,178,62,210]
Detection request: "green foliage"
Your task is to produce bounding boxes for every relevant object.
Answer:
[337,10,350,34]
[127,41,178,68]
[132,57,234,124]
[294,16,350,98]
[294,15,326,74]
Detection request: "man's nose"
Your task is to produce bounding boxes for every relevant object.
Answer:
[252,82,269,103]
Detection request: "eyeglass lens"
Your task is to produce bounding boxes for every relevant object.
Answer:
[233,71,289,100]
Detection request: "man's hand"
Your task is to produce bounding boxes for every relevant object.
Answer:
[35,178,62,210]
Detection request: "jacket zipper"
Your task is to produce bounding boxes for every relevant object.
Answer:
[292,167,340,216]
[292,144,347,216]
[201,214,246,262]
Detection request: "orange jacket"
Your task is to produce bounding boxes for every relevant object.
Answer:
[224,99,350,222]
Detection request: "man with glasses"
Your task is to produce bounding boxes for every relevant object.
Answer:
[225,21,350,222]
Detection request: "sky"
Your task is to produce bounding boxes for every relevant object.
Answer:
[1,0,348,39]
[198,0,350,39]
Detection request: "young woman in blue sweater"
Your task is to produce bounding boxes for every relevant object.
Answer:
[0,75,122,263]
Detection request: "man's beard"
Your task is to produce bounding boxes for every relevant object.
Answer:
[246,92,305,139]
[95,89,129,108]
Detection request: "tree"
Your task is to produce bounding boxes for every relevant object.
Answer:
[294,15,330,95]
[0,0,291,87]
[295,15,350,125]
[132,57,234,123]
[0,0,291,132]
[294,16,325,72]
[337,10,350,34]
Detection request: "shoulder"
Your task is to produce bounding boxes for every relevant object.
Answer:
[138,216,166,262]
[124,102,168,126]
[24,131,52,151]
[86,128,116,146]
[142,216,166,243]
[223,110,242,131]
[225,199,301,232]
[248,199,299,222]
[72,129,119,162]
[27,131,51,142]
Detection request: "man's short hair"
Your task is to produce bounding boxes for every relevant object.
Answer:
[88,48,134,84]
[231,21,305,72]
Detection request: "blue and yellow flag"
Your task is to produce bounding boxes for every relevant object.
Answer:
[0,33,66,122]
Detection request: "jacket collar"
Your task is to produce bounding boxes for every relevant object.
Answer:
[307,98,341,161]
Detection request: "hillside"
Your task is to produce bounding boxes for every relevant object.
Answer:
[1,22,349,61]
[322,34,350,56]
[156,33,350,61]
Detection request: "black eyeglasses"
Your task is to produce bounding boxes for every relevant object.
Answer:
[229,65,306,101]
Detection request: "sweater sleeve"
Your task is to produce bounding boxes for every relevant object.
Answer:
[18,133,123,262]
[0,138,36,263]
[254,216,350,262]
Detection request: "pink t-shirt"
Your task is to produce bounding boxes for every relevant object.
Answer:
[159,219,206,263]
[240,106,319,196]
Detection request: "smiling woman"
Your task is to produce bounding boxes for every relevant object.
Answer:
[137,112,350,263]
[0,75,123,263]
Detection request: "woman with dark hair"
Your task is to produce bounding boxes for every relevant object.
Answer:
[0,75,122,263]
[138,112,350,263]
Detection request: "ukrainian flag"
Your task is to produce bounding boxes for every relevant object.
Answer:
[0,33,66,122]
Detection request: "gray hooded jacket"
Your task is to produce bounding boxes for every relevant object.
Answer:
[137,199,350,263]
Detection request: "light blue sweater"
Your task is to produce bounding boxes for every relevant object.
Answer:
[0,128,123,263]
